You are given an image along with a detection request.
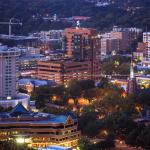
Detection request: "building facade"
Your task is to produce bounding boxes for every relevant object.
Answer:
[143,32,150,61]
[0,46,20,99]
[63,27,100,60]
[100,38,121,55]
[0,103,80,148]
[37,59,100,85]
[0,46,29,108]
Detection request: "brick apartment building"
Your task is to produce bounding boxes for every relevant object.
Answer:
[62,27,100,60]
[37,27,101,84]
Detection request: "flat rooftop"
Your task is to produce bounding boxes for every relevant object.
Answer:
[0,34,38,40]
[39,145,72,150]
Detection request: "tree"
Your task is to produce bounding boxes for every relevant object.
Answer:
[117,63,130,75]
[100,89,124,113]
[0,140,34,150]
[78,137,91,150]
[102,60,115,75]
[31,85,67,109]
[97,77,109,89]
[78,80,95,90]
[136,89,150,107]
[78,111,99,135]
[144,69,150,75]
[68,80,82,98]
[84,121,103,138]
[102,112,137,140]
[136,126,150,150]
[125,125,150,150]
[94,139,115,150]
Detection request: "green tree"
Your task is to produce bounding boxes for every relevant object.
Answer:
[126,125,150,150]
[68,80,82,98]
[136,89,150,107]
[84,121,103,138]
[78,137,91,150]
[136,126,150,150]
[78,111,98,135]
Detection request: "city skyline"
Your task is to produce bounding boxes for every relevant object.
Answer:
[0,0,149,150]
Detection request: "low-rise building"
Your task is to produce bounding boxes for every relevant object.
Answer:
[37,59,100,85]
[19,54,44,77]
[0,103,80,148]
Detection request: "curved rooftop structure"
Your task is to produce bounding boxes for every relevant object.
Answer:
[0,103,80,148]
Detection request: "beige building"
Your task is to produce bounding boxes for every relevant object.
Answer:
[0,103,80,148]
[100,38,121,55]
[37,59,100,85]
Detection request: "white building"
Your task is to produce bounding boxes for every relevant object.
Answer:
[0,46,20,99]
[0,45,29,108]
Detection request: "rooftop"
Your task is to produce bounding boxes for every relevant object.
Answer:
[0,103,77,125]
[0,34,38,40]
[20,54,44,61]
[39,145,72,150]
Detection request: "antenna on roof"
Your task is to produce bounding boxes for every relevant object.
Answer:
[76,20,80,29]
[130,53,134,79]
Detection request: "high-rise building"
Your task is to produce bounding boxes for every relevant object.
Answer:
[0,46,29,108]
[0,46,20,99]
[143,32,150,61]
[63,27,100,60]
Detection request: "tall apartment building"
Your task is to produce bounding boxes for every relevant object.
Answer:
[37,59,100,85]
[63,27,100,60]
[0,46,29,108]
[0,46,20,99]
[143,32,150,61]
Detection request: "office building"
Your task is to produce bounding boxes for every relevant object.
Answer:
[37,59,100,85]
[19,54,44,77]
[100,26,142,56]
[0,103,80,148]
[110,30,130,52]
[100,38,121,55]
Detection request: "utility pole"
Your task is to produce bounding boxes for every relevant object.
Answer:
[0,18,22,38]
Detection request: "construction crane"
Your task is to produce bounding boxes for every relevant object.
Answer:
[0,18,22,38]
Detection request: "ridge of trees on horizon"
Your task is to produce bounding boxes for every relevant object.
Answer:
[0,0,150,35]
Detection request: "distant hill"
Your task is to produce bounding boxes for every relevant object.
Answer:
[0,0,150,34]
